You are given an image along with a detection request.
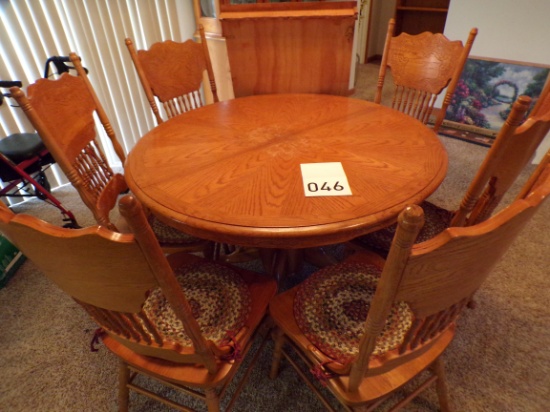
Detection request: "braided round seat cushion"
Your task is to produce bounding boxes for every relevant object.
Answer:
[294,262,413,363]
[357,201,454,255]
[148,215,203,245]
[142,262,251,346]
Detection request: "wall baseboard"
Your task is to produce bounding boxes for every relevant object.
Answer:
[366,54,382,63]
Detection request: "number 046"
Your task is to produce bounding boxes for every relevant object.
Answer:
[307,181,344,193]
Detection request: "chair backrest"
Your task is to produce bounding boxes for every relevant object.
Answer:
[347,165,550,390]
[517,148,550,200]
[126,25,219,125]
[0,195,219,372]
[451,79,550,227]
[376,18,477,132]
[515,85,550,200]
[10,53,128,230]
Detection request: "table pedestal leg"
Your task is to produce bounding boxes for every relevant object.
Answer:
[259,248,303,284]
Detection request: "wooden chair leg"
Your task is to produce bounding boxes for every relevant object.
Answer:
[303,247,338,268]
[269,327,285,379]
[205,387,220,412]
[433,357,452,412]
[203,241,215,260]
[224,246,261,263]
[118,360,130,412]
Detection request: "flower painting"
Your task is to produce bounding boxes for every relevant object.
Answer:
[444,57,550,136]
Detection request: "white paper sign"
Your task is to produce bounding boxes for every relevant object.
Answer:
[300,162,352,197]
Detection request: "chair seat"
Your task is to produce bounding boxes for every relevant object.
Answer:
[356,201,454,255]
[148,214,204,246]
[294,262,413,363]
[0,133,45,161]
[143,261,251,346]
[0,133,56,182]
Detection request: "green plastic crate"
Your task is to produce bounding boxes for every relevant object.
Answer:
[0,235,26,288]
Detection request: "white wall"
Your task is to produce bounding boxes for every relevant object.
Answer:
[176,1,197,41]
[444,0,550,162]
[445,0,550,65]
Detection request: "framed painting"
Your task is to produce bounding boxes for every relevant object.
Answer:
[442,56,550,141]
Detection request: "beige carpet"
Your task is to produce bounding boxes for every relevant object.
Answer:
[0,64,549,411]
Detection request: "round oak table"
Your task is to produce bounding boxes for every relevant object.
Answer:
[125,94,448,261]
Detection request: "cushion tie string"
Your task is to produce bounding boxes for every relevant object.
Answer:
[220,330,242,362]
[310,361,336,386]
[90,327,105,352]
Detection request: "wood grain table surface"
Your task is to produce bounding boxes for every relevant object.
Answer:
[125,94,448,249]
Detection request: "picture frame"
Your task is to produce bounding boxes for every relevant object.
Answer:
[441,56,550,143]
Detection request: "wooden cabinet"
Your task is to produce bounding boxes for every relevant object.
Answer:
[219,2,357,97]
[394,0,449,35]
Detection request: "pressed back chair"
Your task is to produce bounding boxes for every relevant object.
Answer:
[451,81,550,226]
[356,79,550,256]
[126,25,219,125]
[127,29,255,263]
[0,195,277,412]
[11,55,126,230]
[376,18,477,132]
[10,53,209,254]
[269,168,550,411]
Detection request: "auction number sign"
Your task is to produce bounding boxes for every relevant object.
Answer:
[300,163,352,197]
[306,181,345,193]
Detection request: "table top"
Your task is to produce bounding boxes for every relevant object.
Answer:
[125,94,448,248]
